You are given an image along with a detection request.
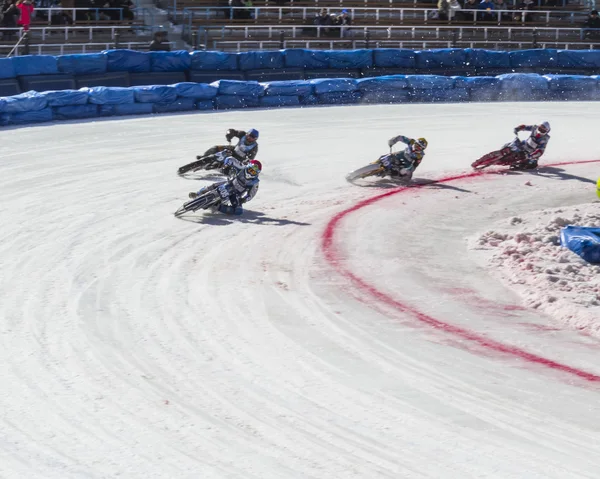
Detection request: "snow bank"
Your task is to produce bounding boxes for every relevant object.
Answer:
[470,203,600,335]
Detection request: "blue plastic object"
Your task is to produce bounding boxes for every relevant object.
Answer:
[560,226,600,264]
[40,89,89,106]
[57,53,107,74]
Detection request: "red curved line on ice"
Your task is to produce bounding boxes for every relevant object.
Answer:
[322,161,600,383]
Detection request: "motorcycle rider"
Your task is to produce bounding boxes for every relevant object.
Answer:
[199,128,260,163]
[509,121,551,170]
[188,159,262,215]
[383,135,428,180]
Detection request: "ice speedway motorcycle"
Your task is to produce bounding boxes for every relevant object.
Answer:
[471,134,528,170]
[177,140,244,176]
[346,148,414,182]
[174,182,241,218]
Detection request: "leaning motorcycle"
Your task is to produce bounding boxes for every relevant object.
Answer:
[177,148,233,176]
[346,149,413,182]
[471,136,526,170]
[174,182,235,217]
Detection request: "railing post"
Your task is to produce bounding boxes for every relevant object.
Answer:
[452,30,458,48]
[114,31,121,49]
[23,31,30,56]
[191,31,198,50]
[532,28,538,48]
[365,29,370,49]
[279,30,285,49]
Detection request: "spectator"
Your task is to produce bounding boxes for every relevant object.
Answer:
[513,0,534,22]
[460,0,479,21]
[16,0,34,31]
[1,0,20,40]
[314,8,335,36]
[336,9,353,37]
[478,0,495,21]
[149,30,170,51]
[582,9,600,39]
[493,0,511,22]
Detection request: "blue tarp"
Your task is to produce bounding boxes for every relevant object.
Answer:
[464,49,511,69]
[173,82,218,99]
[311,78,358,94]
[153,97,196,113]
[560,226,600,264]
[357,75,409,91]
[259,95,301,107]
[406,75,455,90]
[264,80,314,96]
[361,90,411,104]
[196,100,215,110]
[85,86,135,104]
[12,55,58,76]
[212,80,264,97]
[190,50,238,71]
[498,73,549,90]
[57,53,107,75]
[149,51,192,72]
[133,85,178,103]
[0,58,16,79]
[415,49,468,69]
[509,49,558,68]
[372,49,416,68]
[0,91,47,113]
[557,50,600,70]
[238,51,286,71]
[99,103,153,116]
[53,104,99,120]
[327,50,374,69]
[215,95,260,109]
[104,49,150,73]
[284,49,329,69]
[411,88,469,102]
[544,74,598,91]
[40,89,89,106]
[453,76,501,89]
[5,107,53,124]
[317,91,362,104]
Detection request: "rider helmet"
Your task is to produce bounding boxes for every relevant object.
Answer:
[245,159,262,180]
[535,121,550,137]
[413,138,428,152]
[246,129,259,142]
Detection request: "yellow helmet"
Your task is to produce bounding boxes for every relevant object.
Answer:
[415,138,428,150]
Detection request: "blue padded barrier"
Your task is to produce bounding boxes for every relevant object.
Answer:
[188,70,246,83]
[0,91,47,113]
[85,86,135,105]
[509,49,558,71]
[406,75,455,90]
[357,75,409,92]
[299,94,319,105]
[212,79,264,97]
[0,58,17,79]
[560,226,600,264]
[317,91,362,104]
[259,95,301,107]
[464,49,511,75]
[39,89,88,106]
[153,97,197,113]
[310,78,358,94]
[264,80,313,96]
[372,49,416,69]
[238,51,286,71]
[149,51,192,72]
[0,79,21,97]
[245,68,305,82]
[133,85,178,103]
[75,71,130,88]
[498,73,549,90]
[190,50,238,71]
[411,88,469,102]
[173,82,218,99]
[53,104,99,120]
[196,100,215,110]
[327,50,374,69]
[18,74,76,92]
[304,68,361,79]
[215,95,260,109]
[557,50,600,73]
[57,54,107,75]
[12,55,58,76]
[415,48,468,75]
[285,49,329,69]
[99,103,154,117]
[2,107,53,124]
[105,49,150,72]
[361,90,411,104]
[129,71,187,86]
[361,67,417,77]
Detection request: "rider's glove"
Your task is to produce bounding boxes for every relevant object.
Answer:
[387,138,396,148]
[514,125,525,134]
[226,129,235,142]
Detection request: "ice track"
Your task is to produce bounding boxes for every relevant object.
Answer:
[1,103,600,478]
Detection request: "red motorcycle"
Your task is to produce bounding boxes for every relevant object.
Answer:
[471,136,527,170]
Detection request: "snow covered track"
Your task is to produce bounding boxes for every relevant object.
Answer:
[2,103,600,478]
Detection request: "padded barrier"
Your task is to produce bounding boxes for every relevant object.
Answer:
[0,58,17,79]
[19,74,76,93]
[560,226,600,264]
[57,54,107,75]
[0,79,21,97]
[238,51,286,71]
[149,51,192,72]
[372,49,416,69]
[129,71,187,86]
[105,49,150,73]
[190,50,238,71]
[1,69,599,127]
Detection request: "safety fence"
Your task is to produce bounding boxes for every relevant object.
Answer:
[1,47,599,128]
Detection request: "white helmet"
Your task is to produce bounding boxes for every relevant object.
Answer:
[536,121,550,136]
